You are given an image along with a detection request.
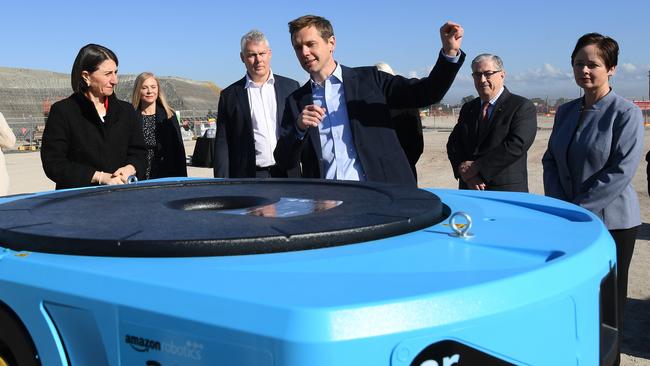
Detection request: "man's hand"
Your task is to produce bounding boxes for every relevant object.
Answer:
[440,21,463,57]
[458,160,486,190]
[297,104,326,131]
[458,160,479,181]
[464,175,486,190]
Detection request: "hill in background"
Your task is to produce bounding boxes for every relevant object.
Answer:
[0,67,220,119]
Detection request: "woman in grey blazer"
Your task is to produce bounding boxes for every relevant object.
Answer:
[542,33,644,343]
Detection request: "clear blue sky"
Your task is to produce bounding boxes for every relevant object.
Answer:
[2,0,648,104]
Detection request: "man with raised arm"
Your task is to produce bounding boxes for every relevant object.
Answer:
[274,15,465,186]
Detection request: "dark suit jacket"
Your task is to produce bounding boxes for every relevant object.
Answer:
[446,87,537,192]
[213,74,300,178]
[41,92,146,190]
[392,108,423,180]
[140,104,187,179]
[274,51,465,187]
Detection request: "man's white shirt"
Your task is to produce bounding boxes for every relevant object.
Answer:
[245,72,278,168]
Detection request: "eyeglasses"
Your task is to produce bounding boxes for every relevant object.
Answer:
[471,70,502,79]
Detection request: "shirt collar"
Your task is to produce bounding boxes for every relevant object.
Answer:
[582,87,614,110]
[310,62,342,88]
[245,71,275,89]
[485,86,505,106]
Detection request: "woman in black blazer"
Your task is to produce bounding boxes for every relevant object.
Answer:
[41,44,146,189]
[131,72,187,179]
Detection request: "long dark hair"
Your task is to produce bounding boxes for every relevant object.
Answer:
[70,44,118,93]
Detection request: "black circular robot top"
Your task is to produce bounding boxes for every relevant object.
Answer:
[0,179,445,257]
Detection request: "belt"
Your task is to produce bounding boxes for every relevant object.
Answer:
[256,165,275,171]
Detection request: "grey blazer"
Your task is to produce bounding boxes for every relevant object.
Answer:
[542,91,643,230]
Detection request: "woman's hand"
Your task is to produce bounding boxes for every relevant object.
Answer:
[104,174,126,185]
[112,165,137,183]
[92,170,124,186]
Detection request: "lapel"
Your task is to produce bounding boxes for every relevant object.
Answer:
[341,65,358,104]
[557,100,583,174]
[477,87,511,146]
[466,98,481,147]
[234,77,253,137]
[274,76,285,123]
[295,83,323,163]
[103,94,118,126]
[74,92,110,137]
[154,104,166,125]
[340,65,359,143]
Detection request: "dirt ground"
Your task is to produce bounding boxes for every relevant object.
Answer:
[4,121,650,364]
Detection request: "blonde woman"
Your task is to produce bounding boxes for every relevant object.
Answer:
[0,112,16,195]
[132,72,187,179]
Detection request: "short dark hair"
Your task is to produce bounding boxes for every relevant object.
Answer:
[570,33,618,70]
[71,44,118,93]
[288,15,334,41]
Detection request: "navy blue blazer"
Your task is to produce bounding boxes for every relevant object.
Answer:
[542,91,643,230]
[274,51,465,187]
[213,74,299,178]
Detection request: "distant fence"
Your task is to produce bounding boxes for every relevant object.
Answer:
[420,113,556,130]
[5,116,45,150]
[176,110,217,138]
[7,110,644,152]
[4,109,218,151]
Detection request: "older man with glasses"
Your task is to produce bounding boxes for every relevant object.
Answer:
[446,53,537,192]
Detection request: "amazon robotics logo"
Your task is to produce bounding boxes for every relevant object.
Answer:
[125,334,161,352]
[124,333,204,361]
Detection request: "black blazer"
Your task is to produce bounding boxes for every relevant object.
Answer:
[392,108,423,180]
[140,104,187,179]
[446,87,537,192]
[213,74,300,178]
[41,92,146,190]
[274,51,465,187]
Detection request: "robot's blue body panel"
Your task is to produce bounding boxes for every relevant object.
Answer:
[0,181,615,365]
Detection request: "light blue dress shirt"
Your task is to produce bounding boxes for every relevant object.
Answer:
[311,63,365,181]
